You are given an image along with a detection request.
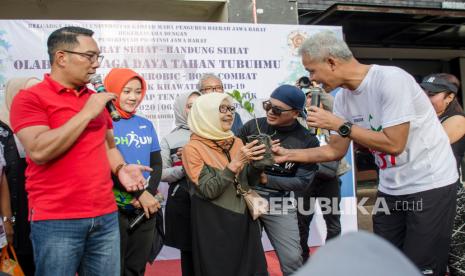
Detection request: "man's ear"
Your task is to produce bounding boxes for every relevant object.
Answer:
[55,51,67,67]
[292,110,299,119]
[327,56,337,71]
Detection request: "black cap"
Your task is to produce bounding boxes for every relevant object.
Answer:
[420,74,458,94]
[270,84,307,118]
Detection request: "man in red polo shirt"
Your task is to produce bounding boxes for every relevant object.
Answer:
[10,26,151,276]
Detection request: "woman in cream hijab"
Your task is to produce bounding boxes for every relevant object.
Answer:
[0,77,41,128]
[0,77,40,276]
[182,92,268,276]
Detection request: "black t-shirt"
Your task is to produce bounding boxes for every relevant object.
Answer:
[439,107,465,172]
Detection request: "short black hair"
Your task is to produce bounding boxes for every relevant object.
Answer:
[47,26,94,64]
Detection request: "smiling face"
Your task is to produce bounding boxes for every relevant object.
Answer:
[265,98,299,126]
[219,99,234,131]
[119,78,143,113]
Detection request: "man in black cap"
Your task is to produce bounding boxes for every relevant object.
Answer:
[237,84,319,276]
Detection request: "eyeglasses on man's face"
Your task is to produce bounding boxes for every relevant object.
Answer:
[262,100,294,116]
[201,85,224,93]
[62,50,104,64]
[219,104,236,114]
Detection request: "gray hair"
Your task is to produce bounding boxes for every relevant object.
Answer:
[197,73,223,90]
[298,31,353,62]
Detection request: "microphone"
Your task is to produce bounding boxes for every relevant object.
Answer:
[128,193,164,231]
[89,74,121,121]
[308,84,322,135]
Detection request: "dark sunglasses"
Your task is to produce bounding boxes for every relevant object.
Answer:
[219,104,236,114]
[262,101,294,116]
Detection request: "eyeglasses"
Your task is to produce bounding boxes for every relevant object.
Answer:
[262,101,294,116]
[62,50,104,64]
[201,85,224,93]
[219,104,236,114]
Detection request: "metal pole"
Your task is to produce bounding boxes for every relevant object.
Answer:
[252,0,257,24]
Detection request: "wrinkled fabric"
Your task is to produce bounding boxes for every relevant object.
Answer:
[188,93,234,140]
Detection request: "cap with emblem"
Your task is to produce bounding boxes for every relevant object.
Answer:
[420,74,458,94]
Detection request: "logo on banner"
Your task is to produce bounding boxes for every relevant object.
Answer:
[287,31,308,56]
[0,30,12,84]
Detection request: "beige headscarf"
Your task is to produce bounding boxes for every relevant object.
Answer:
[0,77,41,127]
[188,92,235,140]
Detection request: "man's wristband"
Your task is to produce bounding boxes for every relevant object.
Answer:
[115,163,127,176]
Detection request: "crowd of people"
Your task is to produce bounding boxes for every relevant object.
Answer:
[0,25,463,276]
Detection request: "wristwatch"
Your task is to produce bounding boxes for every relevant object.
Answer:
[3,216,15,226]
[338,122,353,138]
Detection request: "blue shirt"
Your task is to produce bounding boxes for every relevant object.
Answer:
[113,115,160,207]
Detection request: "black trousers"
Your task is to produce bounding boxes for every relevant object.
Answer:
[180,250,195,276]
[373,184,457,276]
[118,211,156,276]
[295,177,341,262]
[17,252,35,276]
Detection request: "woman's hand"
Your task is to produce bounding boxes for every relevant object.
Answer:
[136,191,162,218]
[227,140,266,173]
[259,172,268,185]
[176,148,183,159]
[130,198,141,209]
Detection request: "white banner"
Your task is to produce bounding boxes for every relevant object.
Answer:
[0,20,357,260]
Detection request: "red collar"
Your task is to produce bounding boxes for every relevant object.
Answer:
[44,74,90,97]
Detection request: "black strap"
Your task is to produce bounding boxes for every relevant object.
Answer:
[211,140,235,162]
[440,115,450,123]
